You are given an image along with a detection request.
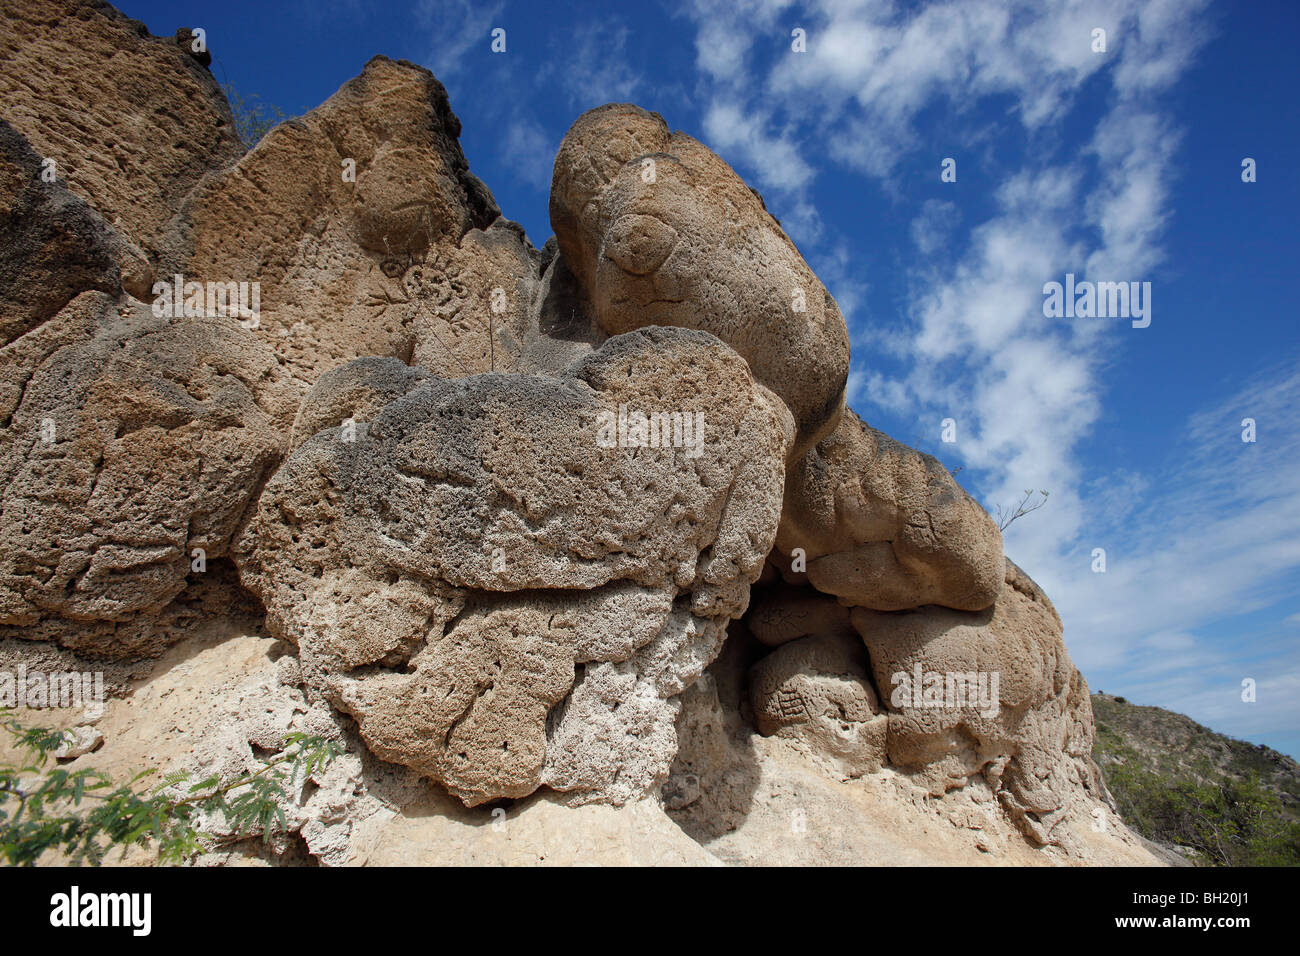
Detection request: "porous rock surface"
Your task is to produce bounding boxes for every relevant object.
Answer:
[550,103,850,456]
[849,560,1103,847]
[237,327,791,805]
[748,631,888,780]
[776,408,1005,612]
[0,0,1137,864]
[0,292,281,656]
[0,0,243,255]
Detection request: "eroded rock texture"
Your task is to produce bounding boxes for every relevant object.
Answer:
[849,561,1101,846]
[0,292,282,656]
[0,0,243,254]
[550,104,850,457]
[776,408,1005,612]
[0,0,1105,838]
[160,55,538,427]
[748,631,888,780]
[238,328,791,805]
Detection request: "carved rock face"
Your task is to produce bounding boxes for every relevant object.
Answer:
[777,409,1005,613]
[237,328,792,805]
[849,561,1099,845]
[748,632,888,780]
[550,104,850,458]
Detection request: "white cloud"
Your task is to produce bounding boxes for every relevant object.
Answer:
[540,23,646,110]
[416,0,506,80]
[910,199,960,256]
[498,112,557,193]
[701,100,815,193]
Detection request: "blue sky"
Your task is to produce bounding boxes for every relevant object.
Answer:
[118,0,1300,758]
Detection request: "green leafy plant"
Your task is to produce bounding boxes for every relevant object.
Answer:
[1094,700,1300,867]
[0,711,341,866]
[221,83,288,149]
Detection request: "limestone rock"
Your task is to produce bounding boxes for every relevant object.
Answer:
[0,4,1128,862]
[748,632,888,779]
[288,356,436,452]
[238,326,791,805]
[850,560,1101,846]
[550,103,850,455]
[54,725,103,760]
[0,292,282,655]
[0,120,153,345]
[160,55,535,428]
[0,0,243,254]
[778,408,1004,612]
[746,584,853,647]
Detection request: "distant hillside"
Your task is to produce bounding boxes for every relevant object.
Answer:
[1092,693,1300,866]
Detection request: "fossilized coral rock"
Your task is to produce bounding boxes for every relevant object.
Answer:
[0,120,153,344]
[238,327,792,805]
[745,584,854,647]
[550,103,850,456]
[0,1,1112,845]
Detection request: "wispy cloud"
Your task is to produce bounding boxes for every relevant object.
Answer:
[541,23,646,110]
[416,0,505,80]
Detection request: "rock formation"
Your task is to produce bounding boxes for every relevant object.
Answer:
[0,0,1133,864]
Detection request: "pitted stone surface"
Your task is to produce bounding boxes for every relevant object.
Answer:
[850,561,1101,846]
[239,327,791,805]
[550,103,850,456]
[0,292,282,656]
[778,409,1004,612]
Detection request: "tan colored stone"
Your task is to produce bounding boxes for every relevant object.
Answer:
[239,327,791,805]
[550,103,850,455]
[850,560,1102,846]
[0,0,243,254]
[0,292,282,655]
[162,56,533,428]
[778,408,1005,612]
[746,583,853,647]
[0,120,153,346]
[749,631,888,779]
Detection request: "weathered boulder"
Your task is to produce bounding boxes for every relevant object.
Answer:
[0,2,1120,860]
[746,583,853,647]
[849,561,1100,845]
[0,292,282,656]
[550,103,850,456]
[288,355,436,452]
[0,0,243,254]
[777,408,1004,612]
[160,55,538,428]
[237,326,792,805]
[748,631,887,780]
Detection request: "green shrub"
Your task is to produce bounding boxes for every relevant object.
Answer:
[0,710,340,866]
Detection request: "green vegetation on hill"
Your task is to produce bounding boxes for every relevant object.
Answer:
[1092,693,1300,866]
